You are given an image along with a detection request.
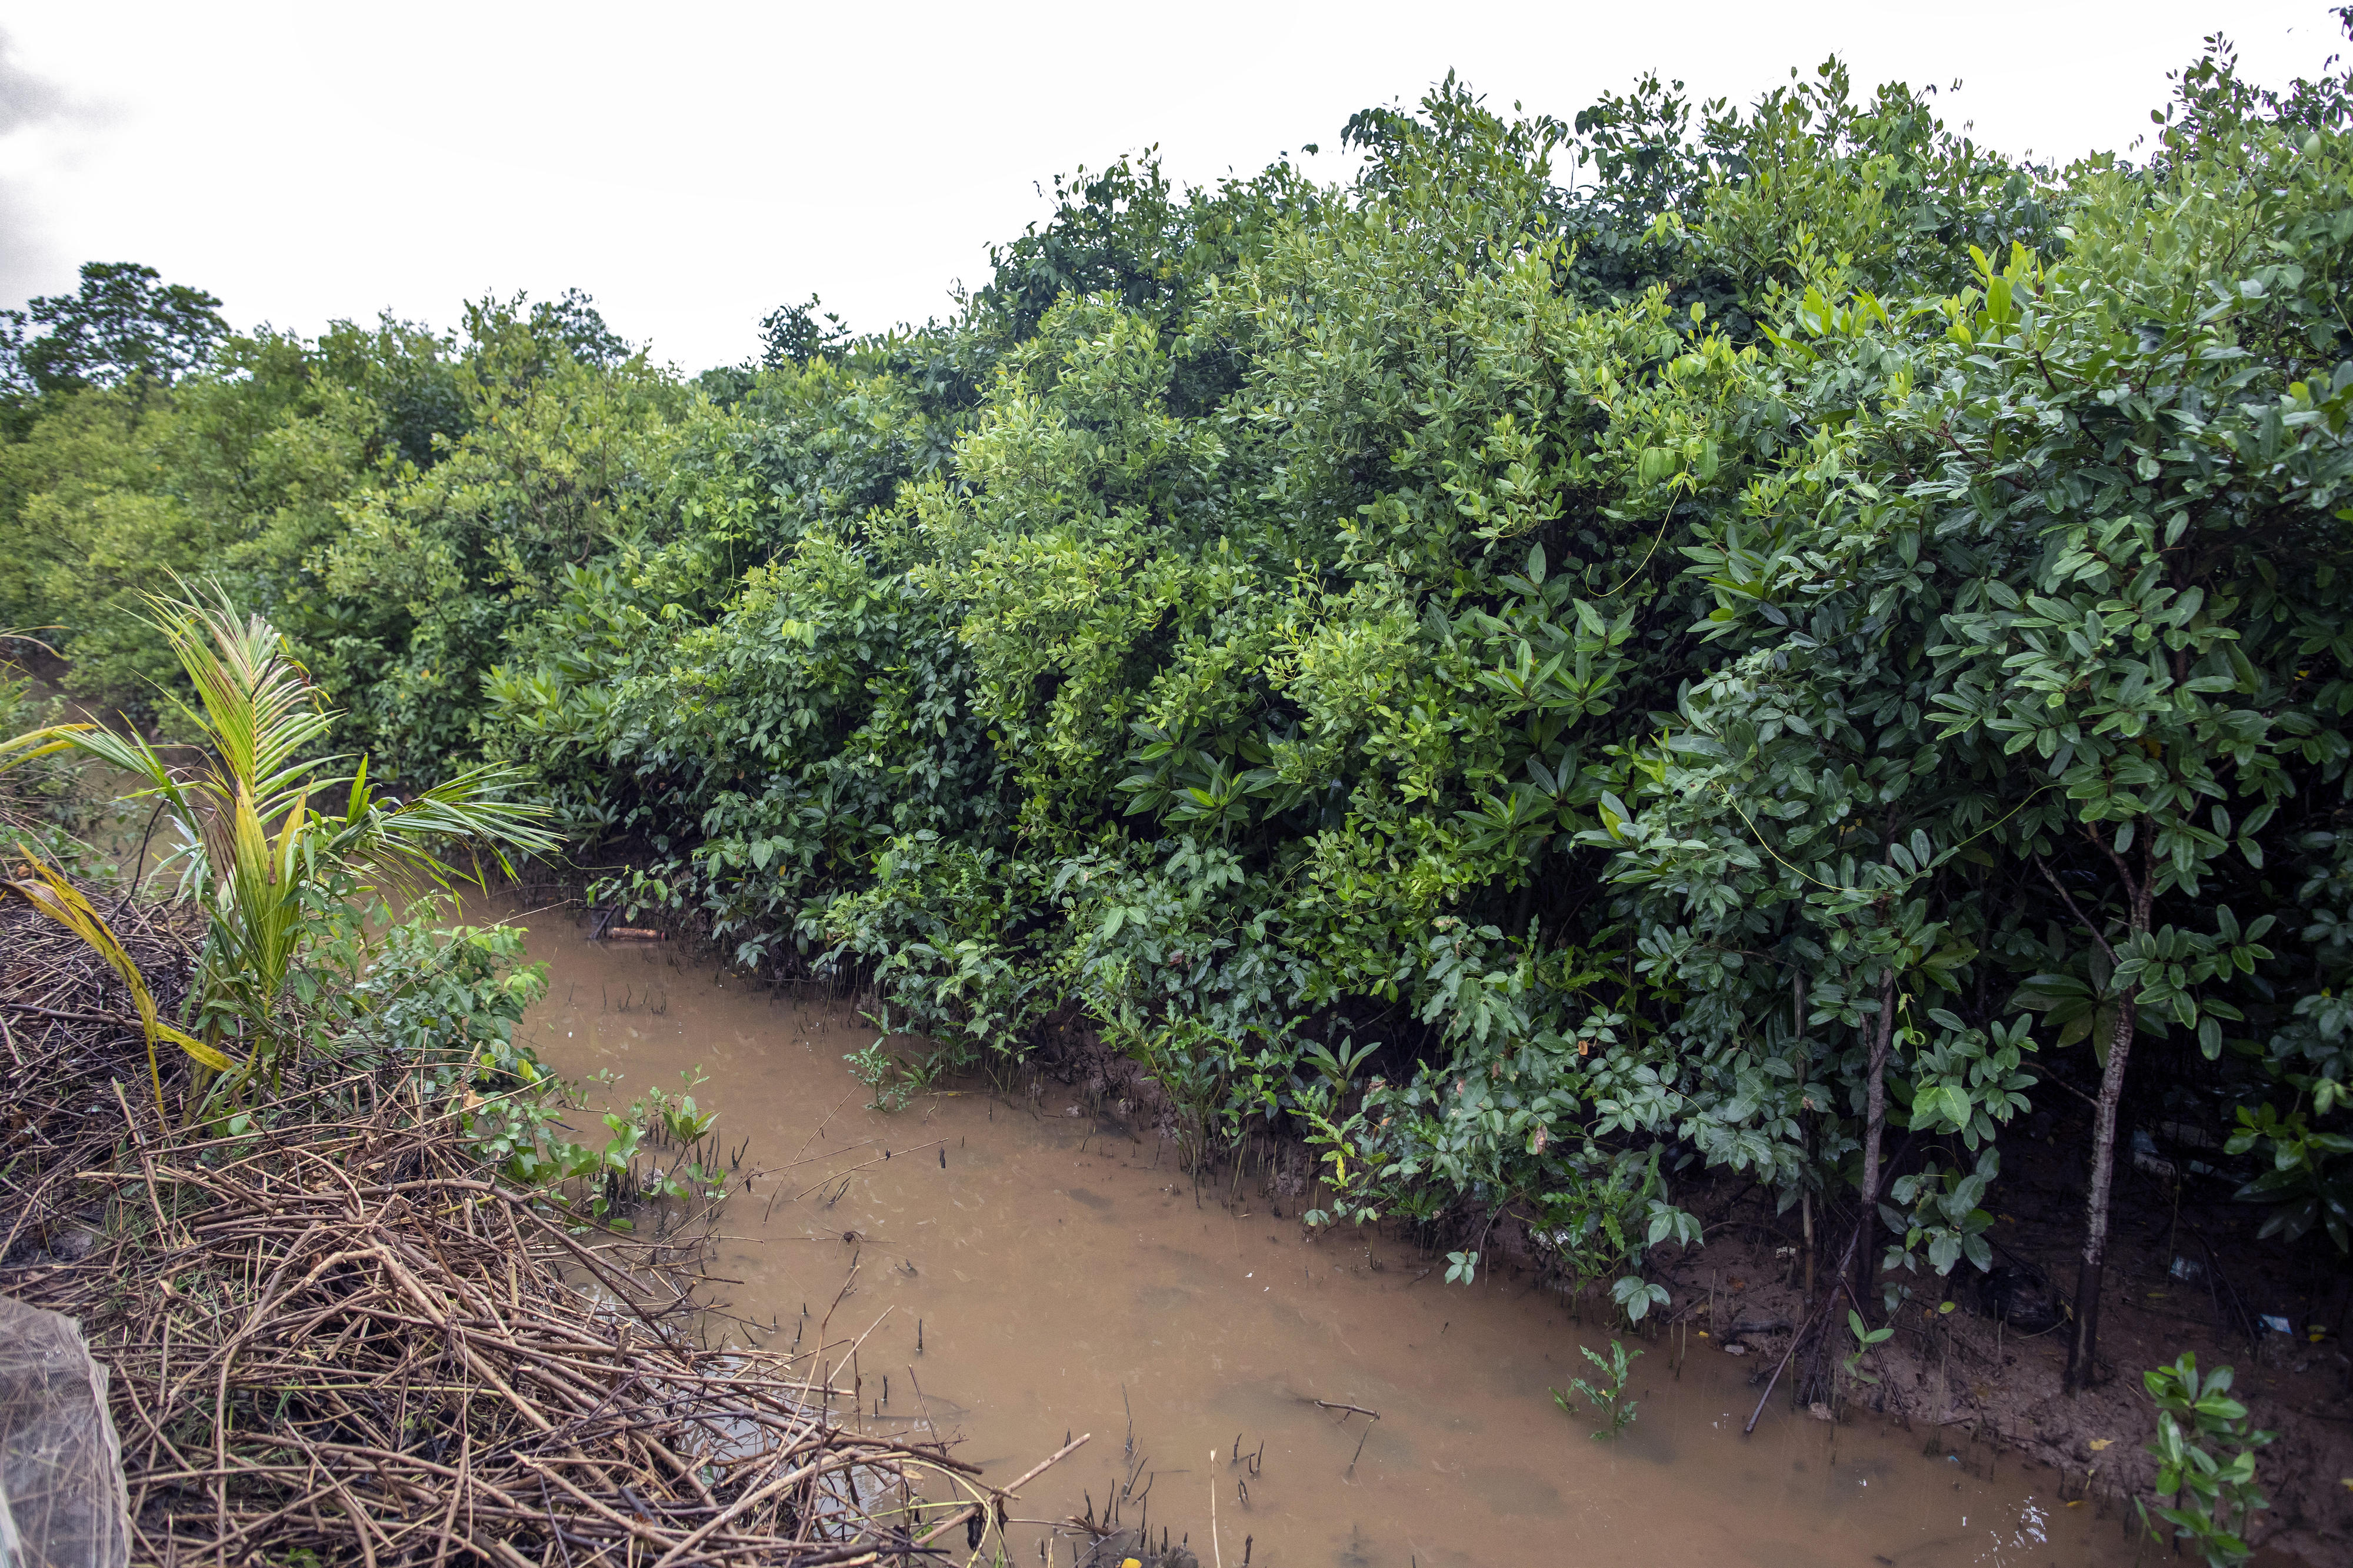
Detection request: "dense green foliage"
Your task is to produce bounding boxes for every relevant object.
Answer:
[8,24,2352,1365]
[1,262,227,407]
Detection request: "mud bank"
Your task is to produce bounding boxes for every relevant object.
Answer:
[513,904,2212,1567]
[1632,1210,2353,1564]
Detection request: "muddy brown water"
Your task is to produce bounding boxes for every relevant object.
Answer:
[511,908,2141,1567]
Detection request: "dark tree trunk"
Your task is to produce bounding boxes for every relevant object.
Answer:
[1855,967,1898,1310]
[1796,972,1815,1305]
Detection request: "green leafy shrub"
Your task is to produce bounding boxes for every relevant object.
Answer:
[8,25,2353,1359]
[2139,1353,2275,1567]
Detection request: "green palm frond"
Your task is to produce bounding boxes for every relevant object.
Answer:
[152,585,338,819]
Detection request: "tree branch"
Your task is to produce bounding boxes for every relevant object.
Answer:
[2034,855,2117,963]
[2083,822,2135,899]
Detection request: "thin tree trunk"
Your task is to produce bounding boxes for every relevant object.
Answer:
[1856,966,1898,1311]
[2066,987,2138,1390]
[1802,1189,1815,1305]
[2062,833,2154,1392]
[1795,970,1815,1305]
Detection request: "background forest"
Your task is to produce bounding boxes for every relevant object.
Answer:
[6,22,2352,1392]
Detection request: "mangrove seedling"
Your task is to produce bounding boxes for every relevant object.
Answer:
[1293,1079,1371,1227]
[845,1040,923,1111]
[1843,1309,1897,1385]
[1554,1339,1642,1439]
[2139,1353,2275,1567]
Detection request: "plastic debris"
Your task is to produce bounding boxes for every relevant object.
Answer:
[0,1293,131,1568]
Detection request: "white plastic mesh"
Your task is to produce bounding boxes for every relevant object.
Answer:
[0,1294,128,1568]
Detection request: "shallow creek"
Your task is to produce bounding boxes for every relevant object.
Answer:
[509,906,2135,1567]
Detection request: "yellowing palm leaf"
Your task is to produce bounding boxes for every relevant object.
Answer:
[4,856,238,1117]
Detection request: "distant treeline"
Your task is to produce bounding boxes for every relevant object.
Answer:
[6,24,2352,1380]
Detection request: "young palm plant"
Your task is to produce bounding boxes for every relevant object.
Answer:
[0,587,558,1092]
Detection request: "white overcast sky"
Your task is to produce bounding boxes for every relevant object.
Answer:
[1,1,2345,373]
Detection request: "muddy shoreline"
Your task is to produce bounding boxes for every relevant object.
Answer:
[506,899,2304,1566]
[979,1011,2352,1563]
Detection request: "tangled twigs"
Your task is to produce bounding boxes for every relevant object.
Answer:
[2,888,1071,1564]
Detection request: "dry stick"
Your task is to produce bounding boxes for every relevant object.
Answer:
[0,997,137,1026]
[906,1364,946,1452]
[831,1306,898,1415]
[212,1333,232,1566]
[429,1431,468,1568]
[818,1253,864,1364]
[910,1433,1093,1550]
[321,1466,384,1568]
[792,1085,863,1162]
[185,1479,351,1559]
[751,1134,892,1179]
[111,1077,178,1243]
[1310,1399,1380,1421]
[1746,1209,1872,1435]
[371,1245,557,1433]
[790,1139,944,1201]
[523,1459,687,1554]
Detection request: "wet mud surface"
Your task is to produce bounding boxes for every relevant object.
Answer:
[518,909,2153,1567]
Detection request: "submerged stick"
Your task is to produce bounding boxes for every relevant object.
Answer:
[1311,1399,1380,1421]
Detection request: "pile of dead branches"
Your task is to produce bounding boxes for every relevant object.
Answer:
[1,890,1070,1566]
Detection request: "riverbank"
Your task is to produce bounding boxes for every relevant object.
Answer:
[521,899,2207,1567]
[1000,1043,2353,1566]
[1046,1013,2353,1567]
[839,924,2352,1563]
